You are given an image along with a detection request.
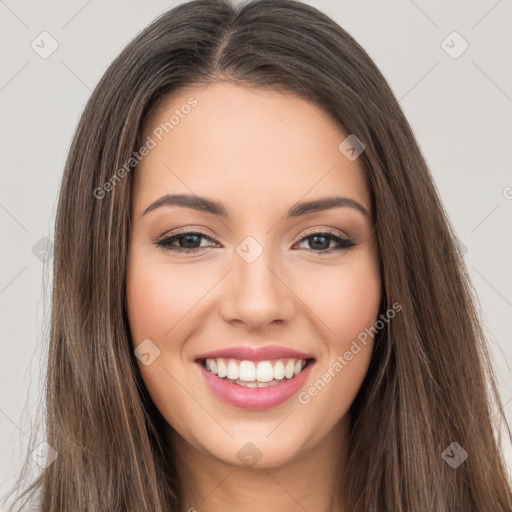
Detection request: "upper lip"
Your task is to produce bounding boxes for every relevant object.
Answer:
[195,345,314,362]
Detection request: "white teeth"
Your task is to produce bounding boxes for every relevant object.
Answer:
[256,361,274,382]
[217,358,227,378]
[273,360,285,380]
[203,357,310,384]
[226,360,239,380]
[244,381,258,388]
[230,379,282,388]
[284,359,295,379]
[238,360,256,381]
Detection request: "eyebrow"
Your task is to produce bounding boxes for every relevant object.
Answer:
[142,193,369,218]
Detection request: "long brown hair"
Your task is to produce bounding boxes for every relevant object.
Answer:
[7,0,511,510]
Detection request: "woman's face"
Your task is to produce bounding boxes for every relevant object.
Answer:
[127,82,381,468]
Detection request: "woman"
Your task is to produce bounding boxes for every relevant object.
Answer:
[8,0,511,510]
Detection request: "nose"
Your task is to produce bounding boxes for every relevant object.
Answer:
[219,246,295,330]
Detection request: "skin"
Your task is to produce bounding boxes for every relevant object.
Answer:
[126,81,381,512]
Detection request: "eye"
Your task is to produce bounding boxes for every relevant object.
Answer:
[154,231,218,253]
[154,229,356,255]
[294,230,356,254]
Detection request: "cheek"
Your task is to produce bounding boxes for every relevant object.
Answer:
[127,271,177,343]
[331,264,381,350]
[126,253,203,431]
[126,252,212,344]
[292,249,380,416]
[295,249,381,350]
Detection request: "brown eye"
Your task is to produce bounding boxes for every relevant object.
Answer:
[295,231,356,253]
[155,232,218,253]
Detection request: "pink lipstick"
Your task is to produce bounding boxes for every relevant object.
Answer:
[195,345,315,410]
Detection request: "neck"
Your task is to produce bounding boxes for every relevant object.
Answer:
[167,414,350,512]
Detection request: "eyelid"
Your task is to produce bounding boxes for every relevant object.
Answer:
[155,226,220,243]
[293,228,356,252]
[154,226,356,255]
[298,226,350,240]
[156,226,351,245]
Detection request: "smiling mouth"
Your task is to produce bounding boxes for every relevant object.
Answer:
[198,356,315,388]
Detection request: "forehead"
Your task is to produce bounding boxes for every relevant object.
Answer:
[134,82,370,217]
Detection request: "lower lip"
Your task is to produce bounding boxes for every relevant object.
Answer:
[198,361,314,410]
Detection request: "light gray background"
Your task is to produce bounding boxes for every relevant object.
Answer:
[1,0,511,506]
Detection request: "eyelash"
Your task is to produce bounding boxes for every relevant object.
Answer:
[154,229,356,255]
